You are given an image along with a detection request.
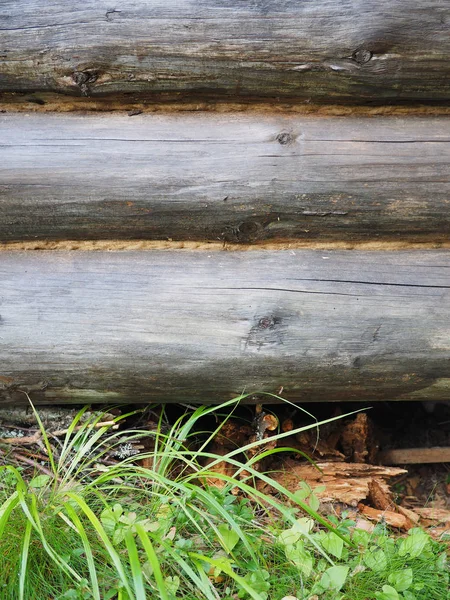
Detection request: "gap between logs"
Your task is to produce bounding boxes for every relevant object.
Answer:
[1,240,449,253]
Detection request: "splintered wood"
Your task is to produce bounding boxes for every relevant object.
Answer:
[259,460,406,507]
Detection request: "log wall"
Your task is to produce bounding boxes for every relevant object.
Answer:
[1,1,449,102]
[1,250,449,405]
[0,1,449,405]
[1,113,449,243]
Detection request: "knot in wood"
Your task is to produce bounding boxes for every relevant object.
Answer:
[276,132,293,145]
[72,70,99,96]
[72,71,98,86]
[258,316,275,329]
[352,49,373,64]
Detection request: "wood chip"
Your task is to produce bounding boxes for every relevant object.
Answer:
[396,504,421,524]
[357,504,409,530]
[368,478,394,511]
[414,508,450,523]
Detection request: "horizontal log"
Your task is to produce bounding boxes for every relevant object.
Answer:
[1,113,449,243]
[0,249,449,405]
[1,1,449,103]
[379,447,450,464]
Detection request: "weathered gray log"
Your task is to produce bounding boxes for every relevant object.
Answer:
[1,113,449,243]
[0,1,449,103]
[0,250,449,405]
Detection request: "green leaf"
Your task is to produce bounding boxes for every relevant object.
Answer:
[165,575,180,596]
[278,528,300,546]
[388,568,413,592]
[364,548,387,572]
[321,532,344,559]
[293,481,312,501]
[100,503,123,536]
[308,493,320,512]
[436,551,448,571]
[375,584,399,600]
[29,474,51,489]
[285,541,314,577]
[217,524,240,554]
[239,571,270,599]
[402,592,417,600]
[398,530,429,558]
[352,529,371,548]
[319,565,349,592]
[135,524,170,600]
[292,517,315,535]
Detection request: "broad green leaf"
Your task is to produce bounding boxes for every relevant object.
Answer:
[217,524,240,553]
[364,549,387,572]
[321,532,344,559]
[285,541,314,577]
[292,517,314,535]
[29,474,51,489]
[388,568,413,592]
[375,584,399,600]
[165,575,180,596]
[352,528,371,548]
[293,481,312,501]
[403,592,417,600]
[308,493,320,512]
[279,528,300,546]
[319,565,349,592]
[436,551,448,571]
[398,530,429,558]
[100,503,123,536]
[238,570,270,599]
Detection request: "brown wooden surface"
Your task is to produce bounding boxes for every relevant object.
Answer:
[1,1,449,103]
[1,113,449,243]
[0,249,449,405]
[379,447,450,464]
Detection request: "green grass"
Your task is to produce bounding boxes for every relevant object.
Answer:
[0,396,447,600]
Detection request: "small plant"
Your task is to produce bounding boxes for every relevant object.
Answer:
[276,516,448,600]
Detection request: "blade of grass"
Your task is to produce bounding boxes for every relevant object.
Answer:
[19,518,32,600]
[124,529,146,600]
[26,396,57,476]
[65,491,134,598]
[16,489,83,582]
[62,502,101,600]
[162,544,218,600]
[134,524,169,600]
[189,552,265,600]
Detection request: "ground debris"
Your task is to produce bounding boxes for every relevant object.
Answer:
[368,477,394,511]
[0,406,115,430]
[413,507,450,524]
[258,459,406,507]
[340,413,378,463]
[357,504,411,530]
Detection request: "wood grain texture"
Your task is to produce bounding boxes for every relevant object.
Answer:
[379,447,450,464]
[0,1,449,102]
[0,250,449,405]
[1,112,449,243]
